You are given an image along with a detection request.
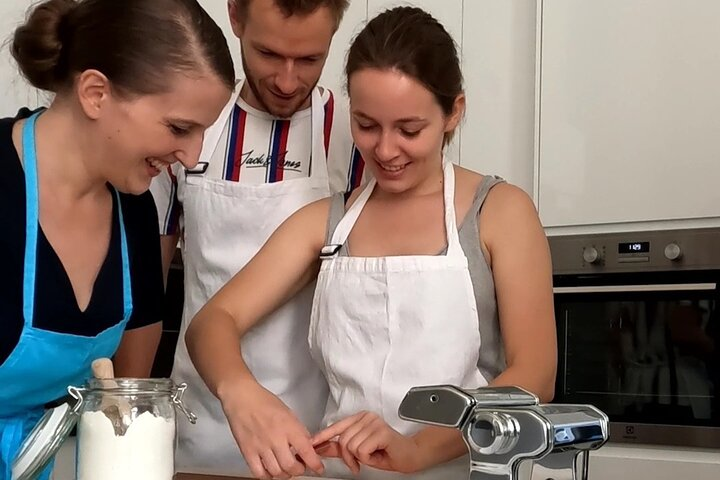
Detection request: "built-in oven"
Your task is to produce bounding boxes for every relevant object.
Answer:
[549,228,719,448]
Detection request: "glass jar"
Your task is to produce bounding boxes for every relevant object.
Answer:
[70,378,196,480]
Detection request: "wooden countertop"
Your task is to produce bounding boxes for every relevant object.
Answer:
[180,474,311,480]
[175,475,252,480]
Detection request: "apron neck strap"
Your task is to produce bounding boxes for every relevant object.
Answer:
[197,82,243,167]
[21,111,133,326]
[22,112,42,323]
[328,177,376,247]
[328,160,463,256]
[308,87,328,182]
[441,160,463,256]
[196,81,329,183]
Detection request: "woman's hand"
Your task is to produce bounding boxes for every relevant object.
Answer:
[220,381,324,479]
[312,411,422,475]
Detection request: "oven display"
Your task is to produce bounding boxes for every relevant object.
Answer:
[618,241,650,254]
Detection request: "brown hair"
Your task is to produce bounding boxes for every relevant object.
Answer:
[346,6,463,141]
[11,0,235,95]
[232,0,350,29]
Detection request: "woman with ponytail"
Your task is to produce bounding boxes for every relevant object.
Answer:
[0,1,234,477]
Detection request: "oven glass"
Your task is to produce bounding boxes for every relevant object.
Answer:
[556,287,719,428]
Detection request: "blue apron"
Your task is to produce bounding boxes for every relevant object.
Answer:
[0,111,133,479]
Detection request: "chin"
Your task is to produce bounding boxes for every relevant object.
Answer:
[267,102,301,118]
[367,164,414,193]
[116,178,151,195]
[373,178,413,195]
[262,92,308,118]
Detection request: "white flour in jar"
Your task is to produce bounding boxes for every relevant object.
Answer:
[76,410,175,480]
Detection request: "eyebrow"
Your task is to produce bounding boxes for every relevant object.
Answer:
[353,112,428,124]
[166,117,205,128]
[251,42,324,59]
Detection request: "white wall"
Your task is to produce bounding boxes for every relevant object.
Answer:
[0,0,43,116]
[196,1,243,79]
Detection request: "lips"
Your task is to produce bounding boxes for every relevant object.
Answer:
[270,90,296,101]
[377,162,408,173]
[146,158,171,177]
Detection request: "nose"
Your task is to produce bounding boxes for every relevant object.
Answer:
[374,131,399,162]
[174,131,204,169]
[275,60,299,96]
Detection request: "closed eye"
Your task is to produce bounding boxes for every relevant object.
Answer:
[258,49,279,59]
[401,129,421,138]
[168,124,190,137]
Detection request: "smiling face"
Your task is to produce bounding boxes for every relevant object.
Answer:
[95,71,231,194]
[230,0,335,118]
[349,68,464,195]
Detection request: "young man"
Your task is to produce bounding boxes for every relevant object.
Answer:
[150,0,364,476]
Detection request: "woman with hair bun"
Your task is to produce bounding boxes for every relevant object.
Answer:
[0,0,234,477]
[187,6,557,479]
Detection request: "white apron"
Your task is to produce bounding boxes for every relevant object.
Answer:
[309,161,488,479]
[172,82,331,476]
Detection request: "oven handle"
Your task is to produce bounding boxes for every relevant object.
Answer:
[553,283,717,294]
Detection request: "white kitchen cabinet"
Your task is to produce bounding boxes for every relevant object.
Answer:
[536,0,720,228]
[461,0,537,193]
[366,0,464,166]
[0,0,44,116]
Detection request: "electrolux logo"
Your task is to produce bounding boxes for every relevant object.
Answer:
[624,425,637,438]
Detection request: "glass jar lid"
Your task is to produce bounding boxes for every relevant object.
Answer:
[80,378,197,422]
[85,377,176,395]
[12,387,83,480]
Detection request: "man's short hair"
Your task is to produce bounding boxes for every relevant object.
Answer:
[232,0,350,30]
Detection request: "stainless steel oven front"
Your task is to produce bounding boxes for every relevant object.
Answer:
[549,228,719,448]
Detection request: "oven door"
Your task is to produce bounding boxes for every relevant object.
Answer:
[553,271,720,448]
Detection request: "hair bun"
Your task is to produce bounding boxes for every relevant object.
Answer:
[11,0,78,92]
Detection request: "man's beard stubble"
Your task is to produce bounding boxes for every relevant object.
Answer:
[241,52,317,119]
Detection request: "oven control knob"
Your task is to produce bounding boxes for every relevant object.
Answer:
[664,243,682,261]
[583,246,601,264]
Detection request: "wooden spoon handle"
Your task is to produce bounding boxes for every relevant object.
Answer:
[91,358,115,379]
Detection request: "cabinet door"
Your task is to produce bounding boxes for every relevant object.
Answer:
[320,0,367,96]
[537,0,720,227]
[461,0,537,192]
[0,1,42,116]
[366,0,464,165]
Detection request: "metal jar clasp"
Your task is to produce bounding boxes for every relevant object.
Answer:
[172,383,197,424]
